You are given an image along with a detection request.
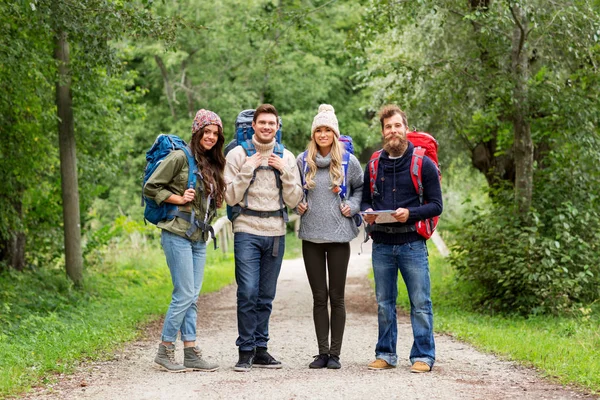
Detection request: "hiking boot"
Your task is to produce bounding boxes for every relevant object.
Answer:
[154,343,187,373]
[234,349,255,372]
[254,347,282,369]
[367,359,395,370]
[410,361,431,373]
[183,346,219,372]
[309,354,329,369]
[327,355,341,369]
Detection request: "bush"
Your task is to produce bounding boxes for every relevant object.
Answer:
[451,203,600,314]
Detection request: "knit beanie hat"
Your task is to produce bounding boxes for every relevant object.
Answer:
[192,109,222,135]
[311,104,340,137]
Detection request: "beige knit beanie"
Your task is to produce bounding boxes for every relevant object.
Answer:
[311,104,340,137]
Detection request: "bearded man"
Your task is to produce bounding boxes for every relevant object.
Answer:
[361,105,443,373]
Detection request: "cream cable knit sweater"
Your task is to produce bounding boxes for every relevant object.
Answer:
[224,137,303,236]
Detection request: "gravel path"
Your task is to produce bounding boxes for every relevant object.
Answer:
[25,238,596,400]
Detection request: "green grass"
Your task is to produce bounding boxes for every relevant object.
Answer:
[0,238,235,399]
[392,242,600,394]
[283,230,302,259]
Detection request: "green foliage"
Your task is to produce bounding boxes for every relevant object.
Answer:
[436,154,490,234]
[127,0,370,155]
[449,203,599,315]
[354,0,600,178]
[394,245,600,393]
[449,123,600,314]
[355,0,600,315]
[0,0,183,271]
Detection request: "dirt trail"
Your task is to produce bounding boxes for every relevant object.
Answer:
[25,238,596,400]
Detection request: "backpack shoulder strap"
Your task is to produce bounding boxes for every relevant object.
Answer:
[340,150,351,199]
[367,150,383,197]
[411,147,426,205]
[180,147,197,189]
[274,143,284,158]
[300,150,308,197]
[240,140,256,156]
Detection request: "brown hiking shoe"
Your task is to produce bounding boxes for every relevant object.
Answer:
[410,361,431,373]
[367,359,395,370]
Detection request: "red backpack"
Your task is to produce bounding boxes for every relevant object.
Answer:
[367,131,441,240]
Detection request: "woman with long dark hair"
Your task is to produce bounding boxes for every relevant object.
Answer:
[144,109,226,373]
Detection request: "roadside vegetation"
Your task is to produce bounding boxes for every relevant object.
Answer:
[395,244,600,394]
[0,223,302,398]
[0,232,234,398]
[393,160,600,394]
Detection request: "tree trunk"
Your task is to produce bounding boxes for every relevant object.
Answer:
[510,4,533,214]
[0,234,26,272]
[0,196,26,271]
[467,0,517,191]
[181,50,198,118]
[55,31,83,287]
[155,55,177,120]
[182,70,195,118]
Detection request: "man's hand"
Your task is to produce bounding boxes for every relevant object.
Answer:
[363,208,377,224]
[268,153,286,172]
[245,152,263,169]
[391,207,410,223]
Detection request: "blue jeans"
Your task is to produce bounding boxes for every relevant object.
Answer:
[234,232,285,351]
[372,240,435,367]
[160,230,206,343]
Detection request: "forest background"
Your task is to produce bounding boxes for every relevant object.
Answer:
[1,0,599,397]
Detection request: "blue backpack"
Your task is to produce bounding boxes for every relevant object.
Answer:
[224,110,287,222]
[300,134,362,226]
[142,134,197,225]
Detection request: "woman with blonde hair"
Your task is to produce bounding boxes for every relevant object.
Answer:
[296,104,363,369]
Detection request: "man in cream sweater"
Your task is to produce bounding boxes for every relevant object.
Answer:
[224,104,303,372]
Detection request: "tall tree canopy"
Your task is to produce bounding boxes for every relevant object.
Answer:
[0,0,178,283]
[355,0,600,313]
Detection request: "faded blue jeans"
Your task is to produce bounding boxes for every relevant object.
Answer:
[372,240,435,367]
[234,232,285,351]
[160,229,206,343]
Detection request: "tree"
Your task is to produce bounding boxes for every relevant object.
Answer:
[356,0,599,211]
[0,1,179,285]
[54,31,83,285]
[355,0,600,313]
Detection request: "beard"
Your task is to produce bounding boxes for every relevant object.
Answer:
[383,135,408,157]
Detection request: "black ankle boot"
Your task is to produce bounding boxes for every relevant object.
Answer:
[254,347,282,369]
[234,349,255,372]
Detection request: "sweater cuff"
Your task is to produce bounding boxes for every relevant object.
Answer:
[155,190,173,206]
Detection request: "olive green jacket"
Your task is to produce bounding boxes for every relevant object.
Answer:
[143,149,217,242]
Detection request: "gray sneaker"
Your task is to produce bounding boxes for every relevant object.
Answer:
[183,346,219,372]
[154,343,187,373]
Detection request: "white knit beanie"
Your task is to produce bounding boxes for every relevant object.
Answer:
[311,104,340,137]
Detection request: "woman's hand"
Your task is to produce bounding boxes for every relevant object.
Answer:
[297,202,308,216]
[340,203,351,217]
[165,188,196,205]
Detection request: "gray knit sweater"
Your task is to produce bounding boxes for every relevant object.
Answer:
[296,152,363,243]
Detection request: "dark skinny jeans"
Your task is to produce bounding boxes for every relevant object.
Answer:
[302,241,351,357]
